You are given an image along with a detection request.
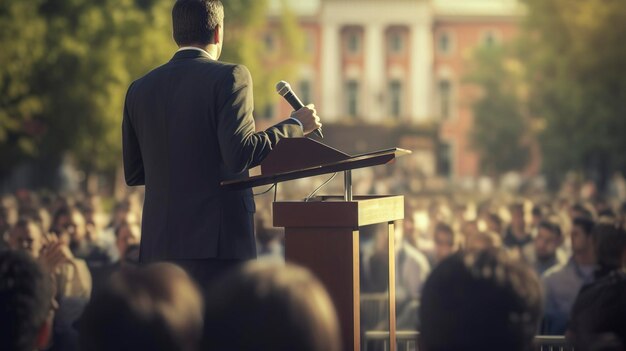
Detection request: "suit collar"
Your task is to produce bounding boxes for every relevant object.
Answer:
[171,48,214,61]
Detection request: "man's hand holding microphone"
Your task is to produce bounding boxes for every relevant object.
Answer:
[276,81,323,138]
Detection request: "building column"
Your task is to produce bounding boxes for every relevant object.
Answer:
[365,23,385,122]
[321,23,341,122]
[410,21,433,122]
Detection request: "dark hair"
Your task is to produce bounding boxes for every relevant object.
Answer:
[172,0,224,46]
[78,264,203,351]
[592,223,626,279]
[435,223,454,238]
[573,217,595,236]
[538,219,562,238]
[0,250,52,351]
[420,249,542,351]
[203,261,341,351]
[488,212,503,227]
[571,203,595,220]
[569,270,626,350]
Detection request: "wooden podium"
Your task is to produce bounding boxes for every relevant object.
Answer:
[222,138,410,351]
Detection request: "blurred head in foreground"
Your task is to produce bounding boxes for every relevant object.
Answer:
[420,249,542,351]
[78,263,203,351]
[0,250,55,351]
[203,261,341,351]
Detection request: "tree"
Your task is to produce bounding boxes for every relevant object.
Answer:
[221,0,305,115]
[0,0,47,177]
[523,0,626,187]
[0,0,304,190]
[467,45,531,176]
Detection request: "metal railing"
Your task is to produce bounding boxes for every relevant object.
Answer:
[363,330,573,351]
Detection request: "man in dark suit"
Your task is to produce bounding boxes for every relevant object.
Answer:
[122,0,321,288]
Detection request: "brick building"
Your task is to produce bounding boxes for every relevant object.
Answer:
[260,0,522,180]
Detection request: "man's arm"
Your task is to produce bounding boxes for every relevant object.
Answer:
[216,65,304,174]
[122,83,145,186]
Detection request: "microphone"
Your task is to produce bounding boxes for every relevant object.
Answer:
[275,81,323,138]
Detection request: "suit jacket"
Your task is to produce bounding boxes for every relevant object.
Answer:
[122,49,303,262]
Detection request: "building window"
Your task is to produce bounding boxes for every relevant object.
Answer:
[482,30,499,47]
[389,80,402,118]
[438,32,452,54]
[304,31,315,53]
[389,32,404,53]
[299,80,311,104]
[264,33,275,51]
[439,79,452,119]
[263,103,274,120]
[346,31,361,54]
[437,142,452,177]
[346,80,359,118]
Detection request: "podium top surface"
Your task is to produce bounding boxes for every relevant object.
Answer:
[221,138,411,190]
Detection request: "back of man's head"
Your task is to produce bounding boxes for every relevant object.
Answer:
[0,250,53,351]
[593,222,626,278]
[420,249,542,351]
[172,0,224,46]
[203,261,341,351]
[78,263,203,351]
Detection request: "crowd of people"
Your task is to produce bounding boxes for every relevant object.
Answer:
[1,174,626,350]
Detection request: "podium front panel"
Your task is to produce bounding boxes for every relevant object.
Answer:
[276,196,400,351]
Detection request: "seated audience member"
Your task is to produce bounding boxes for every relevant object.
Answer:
[568,232,626,351]
[542,217,596,335]
[9,218,92,299]
[420,249,542,351]
[533,219,566,276]
[78,263,203,351]
[432,223,462,265]
[203,261,341,351]
[0,250,56,351]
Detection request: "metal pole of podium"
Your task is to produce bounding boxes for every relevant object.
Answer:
[344,170,353,201]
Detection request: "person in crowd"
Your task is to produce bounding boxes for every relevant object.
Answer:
[395,224,431,309]
[533,219,566,276]
[114,220,141,260]
[542,217,596,334]
[485,212,503,237]
[420,249,542,351]
[432,223,462,266]
[78,263,203,351]
[570,203,595,221]
[0,204,10,250]
[203,261,341,351]
[255,216,284,262]
[593,222,626,279]
[502,203,534,262]
[465,230,502,252]
[0,250,57,351]
[568,224,626,351]
[530,204,546,236]
[9,218,92,299]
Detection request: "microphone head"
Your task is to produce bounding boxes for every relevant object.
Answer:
[276,81,291,96]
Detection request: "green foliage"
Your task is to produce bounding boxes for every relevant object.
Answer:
[1,0,304,184]
[0,0,47,175]
[468,45,530,175]
[221,0,305,116]
[524,0,626,182]
[470,0,626,184]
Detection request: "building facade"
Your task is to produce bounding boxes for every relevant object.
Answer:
[262,0,522,180]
